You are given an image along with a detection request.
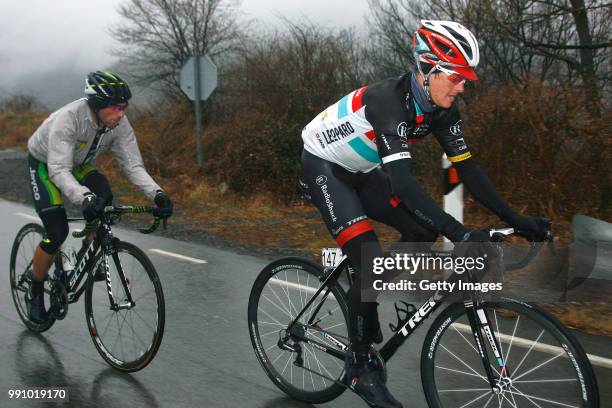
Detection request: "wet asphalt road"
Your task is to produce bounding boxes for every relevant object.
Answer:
[1,199,610,407]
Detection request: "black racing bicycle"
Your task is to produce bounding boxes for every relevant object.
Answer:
[248,228,600,407]
[10,205,166,372]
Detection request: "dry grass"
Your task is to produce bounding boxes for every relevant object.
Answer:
[0,111,47,149]
[2,109,608,337]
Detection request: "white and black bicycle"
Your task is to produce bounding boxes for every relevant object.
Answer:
[247,227,599,407]
[10,205,166,372]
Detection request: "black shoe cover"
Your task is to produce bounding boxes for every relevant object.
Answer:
[345,354,402,408]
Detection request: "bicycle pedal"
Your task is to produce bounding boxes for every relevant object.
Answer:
[389,301,416,332]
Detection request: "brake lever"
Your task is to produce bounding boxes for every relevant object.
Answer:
[139,217,161,234]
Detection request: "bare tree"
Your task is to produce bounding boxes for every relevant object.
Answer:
[366,0,610,113]
[219,20,368,120]
[111,0,245,101]
[0,94,45,113]
[478,0,611,115]
[366,0,423,78]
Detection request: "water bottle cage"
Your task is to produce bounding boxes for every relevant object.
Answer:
[389,301,417,332]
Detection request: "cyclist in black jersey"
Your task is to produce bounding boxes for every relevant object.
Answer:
[299,20,550,408]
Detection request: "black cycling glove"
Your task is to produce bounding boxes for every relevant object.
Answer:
[154,190,173,218]
[82,193,106,222]
[457,229,497,260]
[507,215,551,241]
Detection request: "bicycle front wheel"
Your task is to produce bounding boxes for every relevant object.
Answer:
[9,223,56,332]
[248,257,350,404]
[421,299,599,407]
[85,241,165,372]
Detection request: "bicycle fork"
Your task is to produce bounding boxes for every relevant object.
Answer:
[464,300,512,395]
[101,251,136,311]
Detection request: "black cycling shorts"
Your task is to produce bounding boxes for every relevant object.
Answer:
[27,154,113,253]
[299,149,437,247]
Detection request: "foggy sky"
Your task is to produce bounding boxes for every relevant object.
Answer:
[0,0,369,109]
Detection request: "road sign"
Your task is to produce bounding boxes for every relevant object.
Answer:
[180,55,218,101]
[179,55,218,167]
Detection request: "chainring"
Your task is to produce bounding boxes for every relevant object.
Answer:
[49,281,69,320]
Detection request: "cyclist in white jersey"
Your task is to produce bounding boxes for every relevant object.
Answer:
[299,20,550,408]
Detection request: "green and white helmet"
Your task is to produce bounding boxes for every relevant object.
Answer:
[84,71,132,110]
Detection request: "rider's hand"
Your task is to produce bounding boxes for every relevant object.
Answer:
[154,190,173,218]
[82,193,106,222]
[457,230,496,260]
[508,215,551,241]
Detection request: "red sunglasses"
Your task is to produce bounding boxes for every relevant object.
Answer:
[436,65,467,85]
[446,73,466,85]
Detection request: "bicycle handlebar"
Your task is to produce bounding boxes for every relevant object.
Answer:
[72,205,167,238]
[486,227,554,271]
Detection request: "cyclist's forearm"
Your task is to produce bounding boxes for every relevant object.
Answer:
[454,158,519,223]
[384,159,468,241]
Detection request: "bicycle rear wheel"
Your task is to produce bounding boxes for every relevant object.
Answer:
[248,257,350,403]
[421,299,599,407]
[9,223,56,332]
[85,241,165,372]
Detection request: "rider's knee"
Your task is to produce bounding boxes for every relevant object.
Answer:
[39,208,69,254]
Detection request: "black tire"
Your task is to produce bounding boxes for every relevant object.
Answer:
[84,241,165,372]
[9,223,56,332]
[421,299,600,407]
[248,257,350,403]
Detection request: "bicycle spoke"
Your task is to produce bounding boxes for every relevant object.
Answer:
[305,347,316,391]
[493,310,505,361]
[258,319,285,326]
[127,311,149,352]
[282,270,300,317]
[483,393,495,407]
[513,351,565,382]
[435,365,488,378]
[514,378,577,384]
[263,285,294,320]
[304,345,332,384]
[439,388,492,392]
[130,307,158,334]
[265,342,280,352]
[270,348,287,365]
[131,289,156,304]
[501,392,517,407]
[258,307,287,328]
[512,329,545,377]
[452,324,481,356]
[504,315,521,368]
[457,390,492,408]
[281,349,293,377]
[510,384,577,408]
[260,328,281,338]
[440,344,490,383]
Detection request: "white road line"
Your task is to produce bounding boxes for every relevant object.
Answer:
[267,278,612,369]
[452,322,612,369]
[148,249,208,264]
[16,212,39,221]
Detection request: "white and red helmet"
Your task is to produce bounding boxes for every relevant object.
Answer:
[413,20,480,81]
